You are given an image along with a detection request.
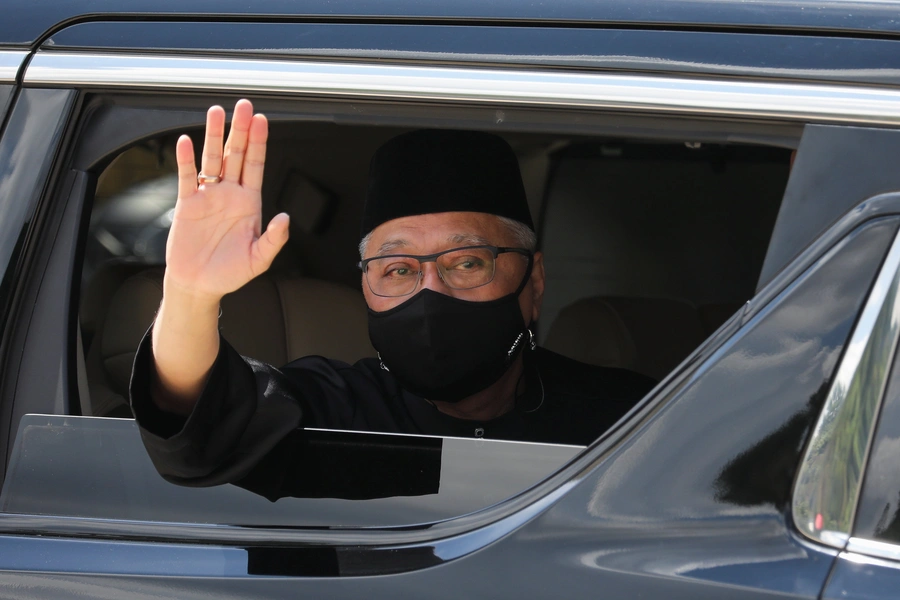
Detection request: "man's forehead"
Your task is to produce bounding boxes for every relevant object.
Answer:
[370,212,506,255]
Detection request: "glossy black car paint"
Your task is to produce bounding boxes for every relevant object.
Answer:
[518,220,894,599]
[823,554,900,600]
[0,217,892,595]
[43,23,900,87]
[759,125,900,291]
[5,0,900,48]
[0,89,74,348]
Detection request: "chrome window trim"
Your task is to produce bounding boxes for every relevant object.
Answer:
[793,227,900,549]
[23,51,900,126]
[0,50,27,83]
[847,537,900,564]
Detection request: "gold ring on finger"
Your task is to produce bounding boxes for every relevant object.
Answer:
[197,173,222,185]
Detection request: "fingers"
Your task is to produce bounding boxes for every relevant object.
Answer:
[200,105,225,181]
[241,113,268,192]
[222,99,253,183]
[252,213,290,275]
[196,100,267,191]
[175,135,198,199]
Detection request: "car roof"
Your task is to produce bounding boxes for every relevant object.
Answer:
[3,0,900,48]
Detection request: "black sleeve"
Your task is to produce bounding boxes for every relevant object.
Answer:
[231,429,443,501]
[129,328,358,487]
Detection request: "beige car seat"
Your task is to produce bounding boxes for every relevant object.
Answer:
[544,296,739,381]
[84,268,375,417]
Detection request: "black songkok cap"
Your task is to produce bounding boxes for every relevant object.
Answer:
[361,129,533,239]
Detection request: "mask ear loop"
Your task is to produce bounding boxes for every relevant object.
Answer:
[517,256,538,353]
[506,326,538,361]
[503,253,537,361]
[522,371,545,413]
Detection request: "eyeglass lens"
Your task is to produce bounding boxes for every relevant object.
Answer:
[365,247,497,296]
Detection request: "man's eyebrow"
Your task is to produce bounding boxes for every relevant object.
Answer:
[448,233,492,246]
[374,239,411,256]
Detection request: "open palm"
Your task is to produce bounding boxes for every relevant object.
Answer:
[164,99,289,300]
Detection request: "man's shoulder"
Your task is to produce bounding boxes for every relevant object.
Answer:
[281,354,386,380]
[532,346,657,400]
[281,354,376,369]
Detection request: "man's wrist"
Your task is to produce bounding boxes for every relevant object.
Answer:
[160,280,222,317]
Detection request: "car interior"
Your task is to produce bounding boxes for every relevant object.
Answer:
[77,119,792,421]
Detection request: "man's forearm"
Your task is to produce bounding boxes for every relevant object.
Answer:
[150,283,221,416]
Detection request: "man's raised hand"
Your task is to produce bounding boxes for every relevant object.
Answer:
[150,99,289,412]
[165,99,289,302]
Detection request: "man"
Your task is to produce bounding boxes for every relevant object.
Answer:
[131,99,654,487]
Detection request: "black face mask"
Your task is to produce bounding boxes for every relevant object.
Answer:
[367,265,534,403]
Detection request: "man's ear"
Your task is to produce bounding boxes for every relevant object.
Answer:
[530,251,545,323]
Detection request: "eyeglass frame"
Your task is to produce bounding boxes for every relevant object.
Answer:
[358,245,534,298]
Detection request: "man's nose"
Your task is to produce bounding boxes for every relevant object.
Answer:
[419,262,451,293]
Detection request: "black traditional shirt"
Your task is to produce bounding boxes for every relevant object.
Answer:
[130,330,656,488]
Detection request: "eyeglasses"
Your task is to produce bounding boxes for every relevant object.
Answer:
[359,245,533,298]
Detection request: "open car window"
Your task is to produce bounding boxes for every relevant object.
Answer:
[78,100,789,517]
[78,114,791,418]
[2,87,806,535]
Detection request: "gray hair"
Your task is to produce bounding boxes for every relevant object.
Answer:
[358,215,537,259]
[497,216,538,252]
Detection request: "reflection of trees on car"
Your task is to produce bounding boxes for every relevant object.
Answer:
[714,380,829,511]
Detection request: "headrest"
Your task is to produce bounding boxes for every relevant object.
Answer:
[544,296,707,380]
[544,297,638,372]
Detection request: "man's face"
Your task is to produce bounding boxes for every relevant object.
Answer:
[362,211,545,324]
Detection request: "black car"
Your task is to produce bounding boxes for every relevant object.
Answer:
[2,0,900,597]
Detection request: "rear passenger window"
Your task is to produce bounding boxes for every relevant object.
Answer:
[7,94,797,531]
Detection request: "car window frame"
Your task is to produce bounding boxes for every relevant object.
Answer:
[0,50,25,128]
[0,50,25,82]
[24,51,900,128]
